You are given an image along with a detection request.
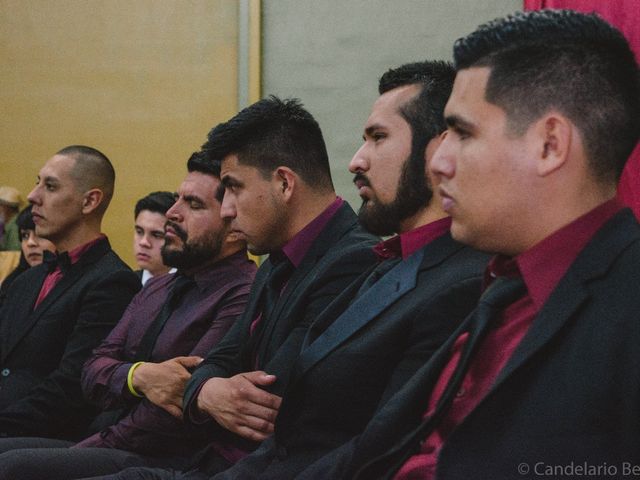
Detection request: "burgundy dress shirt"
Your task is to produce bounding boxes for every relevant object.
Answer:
[76,250,256,459]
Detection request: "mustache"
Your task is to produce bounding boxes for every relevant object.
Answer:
[353,173,371,188]
[165,221,188,242]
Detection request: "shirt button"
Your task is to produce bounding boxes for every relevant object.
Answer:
[1,369,10,377]
[455,387,465,398]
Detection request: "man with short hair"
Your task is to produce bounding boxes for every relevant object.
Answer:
[297,10,640,480]
[82,66,489,480]
[0,145,140,439]
[202,61,489,480]
[0,152,257,479]
[96,96,378,480]
[133,191,176,285]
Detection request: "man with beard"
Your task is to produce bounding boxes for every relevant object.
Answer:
[195,60,490,480]
[0,152,257,479]
[97,63,489,480]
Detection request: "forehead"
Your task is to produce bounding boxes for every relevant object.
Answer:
[39,154,76,181]
[178,171,219,198]
[366,84,421,128]
[220,154,263,181]
[445,67,505,123]
[135,210,166,228]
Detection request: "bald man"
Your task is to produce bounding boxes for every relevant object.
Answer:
[0,145,140,440]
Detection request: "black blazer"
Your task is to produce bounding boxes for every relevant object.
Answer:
[184,202,379,451]
[213,233,489,479]
[299,209,640,480]
[0,237,140,440]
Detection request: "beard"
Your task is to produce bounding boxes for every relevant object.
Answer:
[161,220,225,271]
[356,147,433,236]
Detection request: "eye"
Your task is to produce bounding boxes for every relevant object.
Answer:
[372,132,386,142]
[45,182,56,191]
[21,231,30,241]
[152,232,165,239]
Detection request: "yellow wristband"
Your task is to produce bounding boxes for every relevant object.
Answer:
[127,361,145,398]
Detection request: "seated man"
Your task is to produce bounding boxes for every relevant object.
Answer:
[132,191,176,285]
[77,64,489,480]
[297,9,640,480]
[0,146,140,439]
[205,60,489,479]
[0,152,257,478]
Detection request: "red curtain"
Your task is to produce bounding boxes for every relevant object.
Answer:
[524,0,640,218]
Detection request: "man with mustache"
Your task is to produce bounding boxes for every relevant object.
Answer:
[198,61,489,480]
[85,64,489,480]
[0,152,257,479]
[299,9,640,480]
[0,146,140,439]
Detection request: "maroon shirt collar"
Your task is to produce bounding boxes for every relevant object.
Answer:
[281,197,344,267]
[64,234,107,265]
[487,198,622,311]
[373,217,452,261]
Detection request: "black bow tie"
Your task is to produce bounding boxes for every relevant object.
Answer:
[42,250,72,274]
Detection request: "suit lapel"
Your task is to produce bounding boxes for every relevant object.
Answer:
[489,209,639,397]
[1,266,47,361]
[1,237,110,362]
[293,233,465,378]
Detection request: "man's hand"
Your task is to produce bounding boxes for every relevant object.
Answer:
[132,356,203,419]
[196,371,282,442]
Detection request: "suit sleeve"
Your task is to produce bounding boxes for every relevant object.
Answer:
[262,243,378,393]
[0,268,140,438]
[81,290,147,409]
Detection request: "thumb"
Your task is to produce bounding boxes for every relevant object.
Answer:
[175,356,204,368]
[242,370,277,386]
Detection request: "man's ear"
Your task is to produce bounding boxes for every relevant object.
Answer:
[534,113,572,177]
[81,189,104,214]
[274,167,296,201]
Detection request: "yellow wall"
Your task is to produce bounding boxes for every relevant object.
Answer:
[1,0,245,266]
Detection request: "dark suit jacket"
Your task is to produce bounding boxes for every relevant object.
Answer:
[213,233,489,479]
[0,237,140,440]
[184,202,379,453]
[299,209,640,480]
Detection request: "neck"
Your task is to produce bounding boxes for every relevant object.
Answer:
[54,224,102,253]
[398,193,449,234]
[284,190,337,241]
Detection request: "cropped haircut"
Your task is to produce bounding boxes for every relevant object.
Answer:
[453,9,640,183]
[202,96,334,192]
[187,150,220,177]
[16,205,35,232]
[379,61,456,158]
[134,191,175,219]
[57,145,115,213]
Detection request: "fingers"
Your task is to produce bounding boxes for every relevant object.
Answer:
[173,356,203,368]
[241,370,278,387]
[234,375,282,410]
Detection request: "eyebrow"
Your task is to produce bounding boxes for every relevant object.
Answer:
[221,175,240,188]
[364,123,385,137]
[182,194,204,204]
[445,114,475,132]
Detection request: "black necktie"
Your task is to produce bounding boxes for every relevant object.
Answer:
[42,250,71,274]
[260,252,294,322]
[135,274,195,361]
[427,275,527,430]
[353,275,527,480]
